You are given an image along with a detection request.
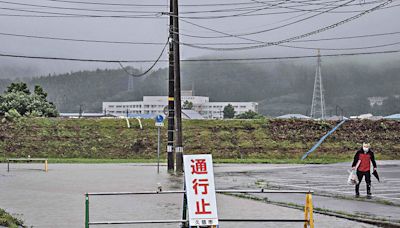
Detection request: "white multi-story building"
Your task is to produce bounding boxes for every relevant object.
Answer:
[367,96,388,107]
[102,91,258,119]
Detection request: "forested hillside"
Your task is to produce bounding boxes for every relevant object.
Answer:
[1,60,399,116]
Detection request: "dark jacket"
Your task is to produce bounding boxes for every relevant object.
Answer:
[351,149,377,170]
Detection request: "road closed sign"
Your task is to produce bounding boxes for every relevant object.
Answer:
[183,154,218,227]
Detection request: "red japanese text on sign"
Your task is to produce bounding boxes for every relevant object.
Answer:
[184,155,219,226]
[191,159,208,174]
[195,199,212,215]
[192,178,209,195]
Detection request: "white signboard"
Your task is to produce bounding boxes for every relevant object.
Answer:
[155,122,164,127]
[184,154,219,226]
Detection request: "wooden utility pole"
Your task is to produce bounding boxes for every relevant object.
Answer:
[167,0,175,172]
[172,0,183,172]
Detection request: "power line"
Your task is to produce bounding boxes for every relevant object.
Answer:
[181,50,400,62]
[0,6,163,18]
[0,0,163,14]
[0,13,165,18]
[39,0,391,9]
[118,40,169,77]
[295,31,400,42]
[0,49,399,63]
[0,53,163,63]
[0,32,400,50]
[178,0,354,39]
[281,40,400,51]
[251,0,394,14]
[1,0,353,16]
[178,0,393,51]
[177,2,399,19]
[0,32,166,45]
[41,0,270,7]
[41,0,355,8]
[0,0,293,15]
[0,2,397,19]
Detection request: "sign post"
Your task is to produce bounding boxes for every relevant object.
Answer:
[183,154,218,227]
[155,115,164,173]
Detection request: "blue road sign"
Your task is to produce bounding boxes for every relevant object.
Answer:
[155,115,164,127]
[156,115,164,123]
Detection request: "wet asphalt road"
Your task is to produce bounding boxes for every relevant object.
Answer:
[214,161,400,224]
[1,162,397,227]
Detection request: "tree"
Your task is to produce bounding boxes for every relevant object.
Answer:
[183,100,193,110]
[223,104,235,119]
[0,83,58,117]
[235,110,264,119]
[6,82,30,94]
[34,85,48,99]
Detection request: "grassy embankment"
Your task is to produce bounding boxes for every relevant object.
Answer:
[0,118,399,163]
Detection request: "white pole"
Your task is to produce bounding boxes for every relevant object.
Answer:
[157,126,160,174]
[125,117,130,128]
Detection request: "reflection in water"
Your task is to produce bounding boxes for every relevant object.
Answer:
[166,172,184,190]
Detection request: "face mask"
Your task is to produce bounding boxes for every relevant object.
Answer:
[363,147,369,153]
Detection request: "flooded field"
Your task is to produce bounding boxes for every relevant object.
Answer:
[2,162,398,227]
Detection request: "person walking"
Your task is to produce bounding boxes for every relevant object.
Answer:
[352,142,377,198]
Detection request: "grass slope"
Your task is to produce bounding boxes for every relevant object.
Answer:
[0,118,399,163]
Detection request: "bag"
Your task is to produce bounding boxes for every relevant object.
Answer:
[347,170,359,185]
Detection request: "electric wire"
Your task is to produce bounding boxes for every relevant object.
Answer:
[41,0,275,7]
[178,2,399,19]
[178,0,355,39]
[0,1,397,19]
[0,0,163,14]
[1,0,357,15]
[0,32,167,45]
[280,40,400,51]
[1,30,399,50]
[0,6,163,18]
[178,0,393,51]
[39,0,389,8]
[40,0,353,8]
[0,49,399,63]
[117,40,169,77]
[0,0,303,15]
[0,13,165,18]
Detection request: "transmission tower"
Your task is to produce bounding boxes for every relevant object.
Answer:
[310,50,326,119]
[128,76,134,91]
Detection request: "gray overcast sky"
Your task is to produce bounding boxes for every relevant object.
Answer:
[0,0,399,77]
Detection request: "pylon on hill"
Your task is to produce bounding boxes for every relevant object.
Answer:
[310,50,326,119]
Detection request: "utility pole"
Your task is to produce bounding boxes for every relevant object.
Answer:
[173,0,183,172]
[167,0,175,172]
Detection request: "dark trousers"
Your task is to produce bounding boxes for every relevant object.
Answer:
[355,170,371,195]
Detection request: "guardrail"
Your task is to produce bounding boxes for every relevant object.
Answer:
[85,189,314,228]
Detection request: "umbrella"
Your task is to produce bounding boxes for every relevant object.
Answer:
[372,170,380,182]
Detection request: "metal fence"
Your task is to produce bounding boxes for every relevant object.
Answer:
[85,189,314,228]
